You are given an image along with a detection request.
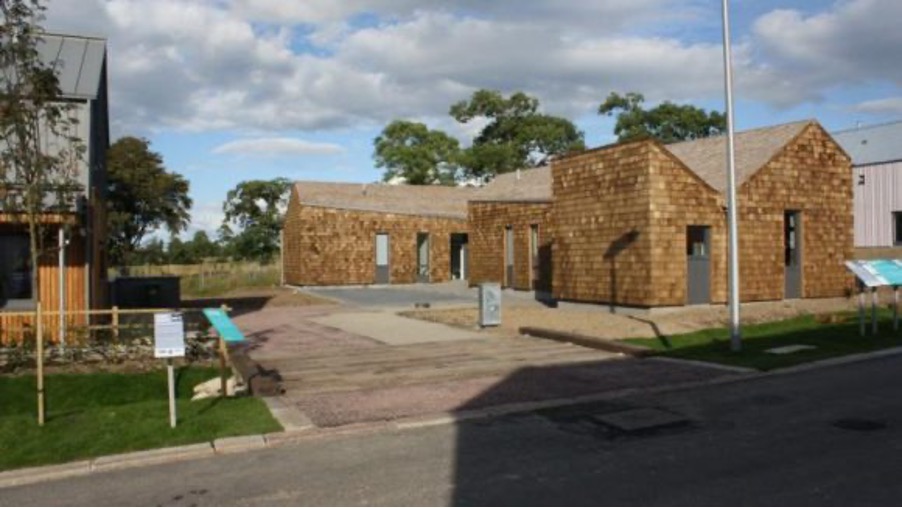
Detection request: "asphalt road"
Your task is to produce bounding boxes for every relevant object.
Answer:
[5,353,902,506]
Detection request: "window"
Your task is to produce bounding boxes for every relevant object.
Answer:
[895,212,902,246]
[0,233,33,308]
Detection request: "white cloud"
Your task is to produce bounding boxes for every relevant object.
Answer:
[750,0,902,104]
[212,138,344,156]
[41,0,902,137]
[856,97,902,116]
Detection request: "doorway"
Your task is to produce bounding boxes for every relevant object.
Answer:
[504,226,514,288]
[416,233,430,283]
[529,225,539,290]
[686,226,711,304]
[784,211,802,299]
[375,233,390,284]
[450,233,468,280]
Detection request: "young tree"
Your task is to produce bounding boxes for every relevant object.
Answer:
[0,0,86,425]
[221,178,291,263]
[450,89,585,180]
[598,92,726,144]
[374,120,460,185]
[106,136,191,266]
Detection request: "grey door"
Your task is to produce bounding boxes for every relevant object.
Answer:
[784,211,802,299]
[504,226,514,287]
[686,226,711,304]
[529,225,539,289]
[375,233,390,284]
[416,233,430,283]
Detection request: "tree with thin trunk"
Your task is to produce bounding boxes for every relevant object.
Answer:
[0,0,85,425]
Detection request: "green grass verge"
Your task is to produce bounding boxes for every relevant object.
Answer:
[0,367,282,472]
[624,309,902,371]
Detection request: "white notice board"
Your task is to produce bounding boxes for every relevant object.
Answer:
[154,312,185,358]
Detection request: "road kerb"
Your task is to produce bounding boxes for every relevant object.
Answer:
[0,460,92,489]
[91,443,214,472]
[213,435,267,454]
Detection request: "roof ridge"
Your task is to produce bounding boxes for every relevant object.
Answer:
[665,119,813,148]
[833,118,902,135]
[41,32,108,42]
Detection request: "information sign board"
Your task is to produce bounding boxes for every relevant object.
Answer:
[154,312,186,358]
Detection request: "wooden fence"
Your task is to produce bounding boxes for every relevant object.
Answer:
[0,306,224,346]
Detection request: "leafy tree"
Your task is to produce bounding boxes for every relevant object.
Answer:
[374,120,460,185]
[598,92,726,144]
[221,178,291,263]
[186,230,219,261]
[129,238,166,265]
[450,89,585,180]
[106,136,191,266]
[0,0,86,425]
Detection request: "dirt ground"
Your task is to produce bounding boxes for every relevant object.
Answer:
[402,297,859,340]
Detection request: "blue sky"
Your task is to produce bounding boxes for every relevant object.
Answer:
[45,0,902,238]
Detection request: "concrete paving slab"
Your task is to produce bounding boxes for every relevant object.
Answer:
[0,460,92,489]
[263,397,315,432]
[309,311,483,345]
[213,435,267,454]
[91,443,214,472]
[592,407,689,432]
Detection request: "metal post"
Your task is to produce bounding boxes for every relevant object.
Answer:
[894,286,899,332]
[872,288,879,335]
[722,0,741,352]
[859,285,866,337]
[219,304,229,398]
[58,227,66,350]
[167,358,176,428]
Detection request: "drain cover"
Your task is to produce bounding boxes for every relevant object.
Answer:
[832,418,887,432]
[592,408,689,433]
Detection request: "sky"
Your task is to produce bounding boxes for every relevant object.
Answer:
[43,0,902,238]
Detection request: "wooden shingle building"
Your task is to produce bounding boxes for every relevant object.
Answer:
[282,119,853,308]
[282,182,474,286]
[468,167,553,292]
[552,120,853,307]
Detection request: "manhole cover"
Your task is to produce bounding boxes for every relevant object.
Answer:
[832,418,887,432]
[592,408,689,433]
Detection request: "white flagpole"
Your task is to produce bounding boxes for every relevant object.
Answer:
[722,0,742,351]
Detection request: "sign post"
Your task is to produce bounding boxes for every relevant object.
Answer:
[202,306,245,398]
[845,260,902,336]
[154,312,185,428]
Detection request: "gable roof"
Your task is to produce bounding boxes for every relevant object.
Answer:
[664,120,812,193]
[37,33,106,100]
[472,166,552,202]
[294,181,475,219]
[832,120,902,166]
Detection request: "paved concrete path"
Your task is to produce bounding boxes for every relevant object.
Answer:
[233,304,731,428]
[308,311,483,345]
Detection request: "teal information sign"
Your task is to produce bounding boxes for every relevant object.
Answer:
[203,308,245,343]
[846,260,902,287]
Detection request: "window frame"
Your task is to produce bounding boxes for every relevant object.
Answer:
[0,232,36,310]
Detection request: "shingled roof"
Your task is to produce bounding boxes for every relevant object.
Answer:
[664,120,813,193]
[294,181,475,219]
[472,166,552,202]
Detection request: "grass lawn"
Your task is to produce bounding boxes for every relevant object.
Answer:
[624,309,902,371]
[0,366,282,472]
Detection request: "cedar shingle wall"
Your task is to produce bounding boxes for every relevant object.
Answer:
[646,145,726,306]
[468,202,552,291]
[551,142,654,305]
[283,189,468,285]
[737,123,853,300]
[551,124,852,307]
